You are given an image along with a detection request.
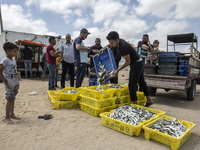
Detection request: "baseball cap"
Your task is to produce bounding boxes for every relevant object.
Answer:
[80,28,91,34]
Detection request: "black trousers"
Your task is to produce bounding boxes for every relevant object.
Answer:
[61,61,74,88]
[129,61,149,101]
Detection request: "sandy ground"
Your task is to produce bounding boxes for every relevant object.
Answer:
[0,71,200,150]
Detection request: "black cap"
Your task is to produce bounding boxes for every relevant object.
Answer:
[80,28,91,34]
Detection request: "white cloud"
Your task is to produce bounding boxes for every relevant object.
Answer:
[74,18,88,29]
[74,9,83,17]
[1,4,57,35]
[135,0,176,19]
[148,20,190,51]
[175,0,200,19]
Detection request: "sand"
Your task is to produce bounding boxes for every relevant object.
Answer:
[0,71,200,150]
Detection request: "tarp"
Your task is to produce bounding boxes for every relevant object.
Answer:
[20,40,46,47]
[167,33,198,43]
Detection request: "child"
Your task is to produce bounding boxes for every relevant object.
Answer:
[0,42,20,124]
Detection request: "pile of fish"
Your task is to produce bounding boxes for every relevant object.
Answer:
[97,62,114,84]
[150,119,187,138]
[109,105,155,126]
[63,90,79,94]
[106,84,124,89]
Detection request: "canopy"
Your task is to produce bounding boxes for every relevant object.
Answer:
[19,40,46,47]
[167,33,198,43]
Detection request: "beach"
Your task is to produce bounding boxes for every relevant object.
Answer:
[0,70,200,150]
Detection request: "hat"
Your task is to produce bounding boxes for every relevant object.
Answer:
[80,28,91,34]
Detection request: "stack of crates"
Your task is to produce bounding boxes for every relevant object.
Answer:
[178,60,189,76]
[158,52,180,75]
[102,84,147,107]
[47,87,81,109]
[79,86,117,117]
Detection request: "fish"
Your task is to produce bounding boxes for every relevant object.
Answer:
[63,90,79,94]
[109,105,155,126]
[150,119,187,138]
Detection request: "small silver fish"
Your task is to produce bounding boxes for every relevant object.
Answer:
[63,90,79,94]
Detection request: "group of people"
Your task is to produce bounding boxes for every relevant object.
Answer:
[0,27,159,124]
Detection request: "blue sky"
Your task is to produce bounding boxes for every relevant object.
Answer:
[1,0,200,51]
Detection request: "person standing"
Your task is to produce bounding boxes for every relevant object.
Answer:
[107,31,153,107]
[138,34,156,54]
[55,53,61,88]
[60,34,75,88]
[0,42,20,124]
[88,38,102,69]
[46,37,62,90]
[41,52,47,81]
[22,45,33,78]
[73,28,91,88]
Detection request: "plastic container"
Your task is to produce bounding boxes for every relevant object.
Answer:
[80,94,116,108]
[93,47,117,78]
[80,102,117,117]
[55,87,80,101]
[158,52,180,57]
[143,115,196,150]
[100,104,166,136]
[51,99,80,109]
[103,84,130,96]
[179,65,189,71]
[137,48,148,56]
[178,70,184,76]
[157,69,177,75]
[158,65,177,70]
[158,61,179,65]
[47,90,58,101]
[179,60,189,65]
[115,95,131,104]
[79,86,115,99]
[184,72,188,76]
[137,99,147,106]
[159,57,179,62]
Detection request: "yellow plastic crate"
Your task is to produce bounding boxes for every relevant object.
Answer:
[143,115,196,150]
[115,95,131,104]
[79,86,115,99]
[103,84,130,96]
[137,91,145,100]
[137,98,147,106]
[100,104,166,136]
[80,95,117,108]
[55,87,80,101]
[51,99,80,109]
[79,102,117,117]
[47,90,58,101]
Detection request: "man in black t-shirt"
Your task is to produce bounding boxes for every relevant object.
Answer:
[107,31,153,107]
[88,38,103,69]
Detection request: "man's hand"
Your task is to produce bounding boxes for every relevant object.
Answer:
[110,70,119,79]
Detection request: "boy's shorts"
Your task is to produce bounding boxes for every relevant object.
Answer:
[5,84,19,101]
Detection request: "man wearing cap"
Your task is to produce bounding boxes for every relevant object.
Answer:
[73,28,91,88]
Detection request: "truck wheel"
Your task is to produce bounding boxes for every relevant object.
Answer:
[187,80,196,101]
[148,87,157,96]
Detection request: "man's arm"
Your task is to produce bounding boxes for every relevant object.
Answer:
[76,44,90,52]
[111,55,130,78]
[49,50,62,57]
[147,41,156,54]
[0,64,9,87]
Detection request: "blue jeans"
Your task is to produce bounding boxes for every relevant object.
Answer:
[76,63,86,88]
[24,59,32,78]
[47,64,56,89]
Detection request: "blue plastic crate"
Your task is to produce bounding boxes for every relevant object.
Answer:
[178,70,184,76]
[179,65,189,71]
[184,72,188,76]
[93,47,117,77]
[159,57,179,62]
[137,48,148,56]
[158,52,180,57]
[179,60,189,65]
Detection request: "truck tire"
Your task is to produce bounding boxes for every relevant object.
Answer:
[148,87,157,96]
[187,80,196,101]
